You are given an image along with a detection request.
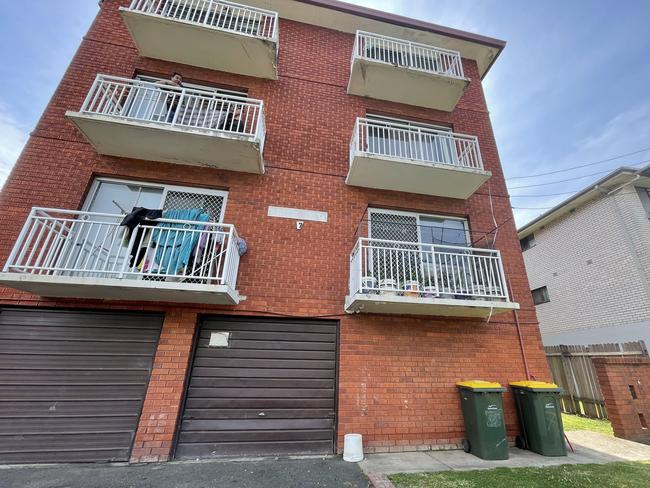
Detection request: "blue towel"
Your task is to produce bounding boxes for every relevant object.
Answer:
[151,208,210,275]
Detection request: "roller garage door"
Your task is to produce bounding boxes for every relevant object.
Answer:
[175,317,337,459]
[0,308,162,464]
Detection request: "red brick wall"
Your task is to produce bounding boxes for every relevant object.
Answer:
[0,0,550,460]
[594,357,650,443]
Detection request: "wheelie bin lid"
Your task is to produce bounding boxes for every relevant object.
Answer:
[456,380,506,392]
[510,380,560,392]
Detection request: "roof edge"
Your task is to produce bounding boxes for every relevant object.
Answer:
[517,165,650,238]
[295,0,507,50]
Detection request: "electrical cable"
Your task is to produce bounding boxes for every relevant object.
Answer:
[508,160,650,189]
[506,146,650,180]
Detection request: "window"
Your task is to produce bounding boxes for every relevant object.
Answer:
[84,178,227,222]
[368,209,469,247]
[531,286,550,305]
[520,233,536,251]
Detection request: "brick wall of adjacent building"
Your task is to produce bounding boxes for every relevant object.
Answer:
[0,0,550,462]
[594,357,650,443]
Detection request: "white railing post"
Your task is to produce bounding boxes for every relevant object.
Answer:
[3,208,38,272]
[223,226,235,286]
[80,74,102,113]
[496,250,509,300]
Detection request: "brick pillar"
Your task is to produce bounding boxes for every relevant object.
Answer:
[594,357,650,443]
[130,310,198,463]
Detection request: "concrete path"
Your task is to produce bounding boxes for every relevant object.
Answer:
[1,456,369,488]
[360,431,650,486]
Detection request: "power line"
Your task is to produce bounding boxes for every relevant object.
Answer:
[506,146,650,180]
[507,160,649,190]
[509,190,578,198]
[512,206,556,210]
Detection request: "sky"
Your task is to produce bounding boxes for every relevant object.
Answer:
[1,1,649,228]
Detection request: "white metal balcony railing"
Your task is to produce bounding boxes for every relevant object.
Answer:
[3,208,240,289]
[351,118,484,170]
[79,75,266,143]
[353,31,464,79]
[128,0,279,41]
[349,238,509,301]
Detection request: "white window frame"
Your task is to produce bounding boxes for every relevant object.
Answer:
[367,208,470,246]
[366,113,451,133]
[82,177,229,222]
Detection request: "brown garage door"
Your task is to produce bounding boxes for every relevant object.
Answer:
[0,308,162,464]
[175,317,337,459]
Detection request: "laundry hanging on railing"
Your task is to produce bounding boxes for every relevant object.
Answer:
[150,208,210,275]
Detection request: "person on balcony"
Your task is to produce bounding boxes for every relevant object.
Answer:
[156,72,183,123]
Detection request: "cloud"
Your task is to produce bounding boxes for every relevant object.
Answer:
[0,104,28,186]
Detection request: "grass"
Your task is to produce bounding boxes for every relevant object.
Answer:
[389,461,650,488]
[561,413,614,436]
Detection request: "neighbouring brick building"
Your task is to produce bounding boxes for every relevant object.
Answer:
[0,0,549,464]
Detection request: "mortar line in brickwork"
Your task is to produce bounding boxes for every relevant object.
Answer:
[84,36,137,52]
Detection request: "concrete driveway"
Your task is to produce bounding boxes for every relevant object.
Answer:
[1,456,369,488]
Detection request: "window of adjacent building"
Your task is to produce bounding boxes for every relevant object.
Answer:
[520,233,536,251]
[365,113,455,165]
[531,286,550,305]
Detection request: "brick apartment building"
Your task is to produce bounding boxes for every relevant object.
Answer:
[0,0,549,464]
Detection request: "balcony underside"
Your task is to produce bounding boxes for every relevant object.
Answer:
[347,154,491,199]
[348,58,469,111]
[345,293,519,318]
[0,273,239,305]
[120,8,277,79]
[67,112,264,174]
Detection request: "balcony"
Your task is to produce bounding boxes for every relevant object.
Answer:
[67,75,265,173]
[348,31,470,111]
[0,208,241,305]
[121,0,278,79]
[345,238,519,317]
[347,118,491,198]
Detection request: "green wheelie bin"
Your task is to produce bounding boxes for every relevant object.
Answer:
[457,381,509,460]
[510,381,567,456]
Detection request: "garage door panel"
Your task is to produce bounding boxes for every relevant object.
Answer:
[0,448,131,464]
[181,418,333,431]
[0,324,160,342]
[193,357,335,369]
[0,308,162,464]
[211,340,335,351]
[177,440,333,458]
[0,369,151,385]
[183,408,334,420]
[179,429,333,443]
[0,384,150,401]
[0,415,138,434]
[198,330,335,343]
[176,317,337,459]
[0,339,157,355]
[185,398,335,409]
[200,321,337,334]
[0,309,162,329]
[0,354,154,370]
[0,432,134,451]
[188,378,335,389]
[0,400,142,417]
[187,387,335,399]
[193,347,335,360]
[190,367,335,379]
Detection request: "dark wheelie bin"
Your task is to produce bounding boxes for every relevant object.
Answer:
[510,381,567,456]
[457,381,509,460]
